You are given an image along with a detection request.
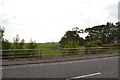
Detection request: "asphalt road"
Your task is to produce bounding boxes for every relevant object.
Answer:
[2,56,118,79]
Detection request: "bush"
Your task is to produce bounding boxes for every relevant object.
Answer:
[102,43,120,54]
[85,40,103,47]
[62,41,80,55]
[102,43,120,47]
[84,40,103,54]
[2,39,11,50]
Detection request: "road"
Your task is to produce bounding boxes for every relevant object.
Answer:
[2,56,118,79]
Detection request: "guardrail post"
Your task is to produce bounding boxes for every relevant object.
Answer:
[59,48,64,57]
[40,49,42,59]
[31,49,34,58]
[62,48,65,57]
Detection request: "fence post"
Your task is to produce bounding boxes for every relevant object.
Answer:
[59,48,64,57]
[40,49,42,59]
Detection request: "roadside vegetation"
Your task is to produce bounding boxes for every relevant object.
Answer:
[0,22,120,59]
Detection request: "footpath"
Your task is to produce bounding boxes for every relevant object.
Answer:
[2,53,118,66]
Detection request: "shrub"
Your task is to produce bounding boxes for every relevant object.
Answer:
[63,41,80,55]
[84,40,103,54]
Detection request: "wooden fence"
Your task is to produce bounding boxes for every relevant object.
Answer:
[1,47,119,60]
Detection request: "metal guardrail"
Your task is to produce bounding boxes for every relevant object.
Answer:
[1,47,119,60]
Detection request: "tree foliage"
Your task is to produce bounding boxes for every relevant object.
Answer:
[12,34,25,49]
[65,41,80,48]
[2,39,11,50]
[0,27,11,50]
[0,26,5,41]
[59,27,84,47]
[27,38,37,49]
[85,40,103,47]
[114,22,120,42]
[85,22,120,44]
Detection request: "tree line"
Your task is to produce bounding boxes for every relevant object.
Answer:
[0,27,37,50]
[0,22,120,58]
[0,22,120,50]
[59,22,120,48]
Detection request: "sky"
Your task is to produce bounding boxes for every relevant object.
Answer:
[0,0,119,43]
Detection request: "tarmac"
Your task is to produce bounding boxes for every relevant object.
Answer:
[2,53,118,66]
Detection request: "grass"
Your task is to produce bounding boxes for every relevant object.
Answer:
[37,43,60,49]
[36,44,86,56]
[35,43,119,56]
[4,43,119,60]
[36,43,61,56]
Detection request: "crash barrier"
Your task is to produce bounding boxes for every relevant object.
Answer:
[1,47,119,60]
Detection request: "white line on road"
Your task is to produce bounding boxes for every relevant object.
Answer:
[0,67,4,69]
[67,72,101,80]
[103,57,118,59]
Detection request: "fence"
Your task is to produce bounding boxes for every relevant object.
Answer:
[1,47,119,60]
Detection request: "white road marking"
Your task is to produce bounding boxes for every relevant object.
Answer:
[62,63,66,64]
[0,67,4,69]
[67,72,101,80]
[83,56,118,62]
[102,57,118,59]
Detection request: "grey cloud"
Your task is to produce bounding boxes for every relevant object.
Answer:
[0,1,5,6]
[82,0,92,4]
[0,14,17,25]
[104,4,118,20]
[0,19,9,25]
[117,2,120,21]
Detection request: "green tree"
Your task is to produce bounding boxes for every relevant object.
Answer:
[27,38,37,49]
[59,27,84,47]
[2,39,11,50]
[26,38,38,58]
[84,40,103,54]
[19,39,25,49]
[65,41,80,48]
[61,41,80,56]
[114,22,120,43]
[0,27,11,50]
[12,34,25,49]
[85,22,118,44]
[0,26,5,50]
[85,40,103,47]
[12,34,20,49]
[0,26,5,41]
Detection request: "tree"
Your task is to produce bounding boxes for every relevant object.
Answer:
[65,41,80,48]
[0,26,5,50]
[84,40,103,54]
[64,41,80,55]
[12,34,20,49]
[26,38,38,57]
[2,39,11,50]
[85,22,118,44]
[27,38,37,49]
[0,27,11,50]
[114,22,120,43]
[12,34,25,49]
[19,39,25,49]
[85,40,103,47]
[59,27,84,47]
[0,26,5,41]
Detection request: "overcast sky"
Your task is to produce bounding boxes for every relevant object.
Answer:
[0,0,119,43]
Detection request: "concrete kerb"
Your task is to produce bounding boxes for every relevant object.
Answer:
[2,53,118,66]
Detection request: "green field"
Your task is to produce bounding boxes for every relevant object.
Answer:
[37,43,60,49]
[3,43,119,60]
[36,43,61,56]
[35,43,119,56]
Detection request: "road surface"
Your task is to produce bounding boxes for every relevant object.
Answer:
[2,56,118,79]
